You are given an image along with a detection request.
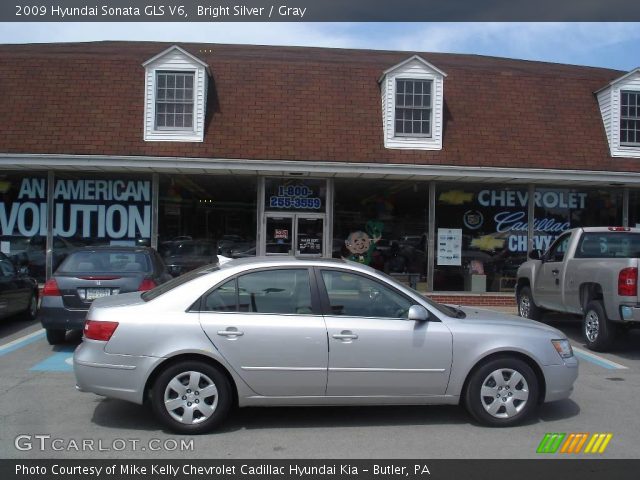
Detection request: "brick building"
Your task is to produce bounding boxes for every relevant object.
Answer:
[1,41,640,305]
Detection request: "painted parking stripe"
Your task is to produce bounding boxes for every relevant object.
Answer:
[0,329,45,357]
[30,345,76,372]
[572,346,628,370]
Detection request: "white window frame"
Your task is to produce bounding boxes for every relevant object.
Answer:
[620,90,640,147]
[394,78,433,138]
[154,71,196,132]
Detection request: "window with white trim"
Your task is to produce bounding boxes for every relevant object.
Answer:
[155,71,195,130]
[620,90,640,146]
[395,79,432,137]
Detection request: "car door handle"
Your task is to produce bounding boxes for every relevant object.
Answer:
[332,332,358,340]
[217,329,244,337]
[551,269,559,275]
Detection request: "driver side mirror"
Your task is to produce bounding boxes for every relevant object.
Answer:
[408,305,429,322]
[528,249,543,261]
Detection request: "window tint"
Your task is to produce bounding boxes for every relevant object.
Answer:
[142,264,218,302]
[576,232,640,258]
[203,279,237,312]
[237,269,312,314]
[58,251,152,273]
[321,270,412,319]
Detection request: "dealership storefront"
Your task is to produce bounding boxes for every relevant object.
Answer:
[1,158,635,298]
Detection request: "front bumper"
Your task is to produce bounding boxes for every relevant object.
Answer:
[542,356,579,403]
[73,339,163,404]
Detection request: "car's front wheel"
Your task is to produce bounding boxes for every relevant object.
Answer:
[151,360,232,434]
[517,286,543,321]
[464,356,539,427]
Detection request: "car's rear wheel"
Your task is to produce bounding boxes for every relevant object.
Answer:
[151,360,232,434]
[517,286,542,321]
[20,292,38,321]
[464,356,539,427]
[46,328,66,345]
[583,300,617,352]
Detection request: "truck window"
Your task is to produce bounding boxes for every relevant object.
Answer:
[575,232,640,258]
[545,233,571,262]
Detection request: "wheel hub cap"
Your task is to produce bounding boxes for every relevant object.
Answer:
[585,311,599,342]
[163,371,218,425]
[480,368,529,419]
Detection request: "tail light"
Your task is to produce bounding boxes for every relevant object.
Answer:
[42,278,61,296]
[138,278,157,291]
[84,320,119,341]
[618,267,638,296]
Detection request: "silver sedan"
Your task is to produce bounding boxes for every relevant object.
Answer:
[73,258,578,433]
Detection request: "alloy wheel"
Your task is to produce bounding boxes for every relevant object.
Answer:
[519,296,530,318]
[585,310,600,343]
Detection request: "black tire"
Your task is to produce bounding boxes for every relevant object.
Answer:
[19,292,38,321]
[151,360,232,434]
[517,286,543,321]
[46,328,66,345]
[583,300,617,352]
[464,356,539,427]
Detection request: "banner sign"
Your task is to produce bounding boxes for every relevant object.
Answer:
[0,178,151,240]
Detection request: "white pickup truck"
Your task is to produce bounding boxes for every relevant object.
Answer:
[516,226,640,351]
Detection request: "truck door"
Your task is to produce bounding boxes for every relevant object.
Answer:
[534,233,571,310]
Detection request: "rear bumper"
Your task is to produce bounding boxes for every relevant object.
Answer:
[73,339,162,404]
[37,299,87,331]
[542,357,579,403]
[619,305,640,323]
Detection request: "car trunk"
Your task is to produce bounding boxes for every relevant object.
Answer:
[55,273,147,310]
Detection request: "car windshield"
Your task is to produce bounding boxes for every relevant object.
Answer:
[57,251,152,274]
[142,264,219,302]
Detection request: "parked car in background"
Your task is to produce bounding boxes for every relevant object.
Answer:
[74,257,577,434]
[38,246,172,344]
[2,235,76,283]
[0,252,39,321]
[160,239,219,277]
[517,226,640,351]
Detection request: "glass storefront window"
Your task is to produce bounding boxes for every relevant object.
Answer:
[158,174,257,273]
[0,172,48,282]
[533,187,622,253]
[264,178,327,213]
[434,184,528,292]
[333,179,429,287]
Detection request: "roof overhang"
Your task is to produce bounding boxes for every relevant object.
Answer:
[594,67,640,94]
[1,153,638,187]
[378,55,448,83]
[142,44,210,73]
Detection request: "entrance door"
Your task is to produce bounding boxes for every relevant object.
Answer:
[264,214,325,257]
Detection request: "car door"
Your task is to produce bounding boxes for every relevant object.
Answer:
[534,233,571,310]
[0,258,27,316]
[198,267,328,397]
[318,268,453,397]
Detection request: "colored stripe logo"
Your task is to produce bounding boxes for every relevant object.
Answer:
[537,433,613,454]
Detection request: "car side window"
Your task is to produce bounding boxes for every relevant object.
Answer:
[236,269,313,315]
[545,234,570,263]
[321,270,412,319]
[203,279,238,312]
[0,259,15,277]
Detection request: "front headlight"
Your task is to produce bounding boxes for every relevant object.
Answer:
[551,339,574,359]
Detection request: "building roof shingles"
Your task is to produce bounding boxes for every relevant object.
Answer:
[0,41,634,172]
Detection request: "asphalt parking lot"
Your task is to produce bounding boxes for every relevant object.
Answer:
[0,311,638,460]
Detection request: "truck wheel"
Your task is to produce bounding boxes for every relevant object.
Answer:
[583,300,617,352]
[517,286,542,321]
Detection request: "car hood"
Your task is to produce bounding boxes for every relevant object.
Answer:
[455,306,564,337]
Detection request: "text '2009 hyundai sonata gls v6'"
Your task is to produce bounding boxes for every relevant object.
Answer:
[73,258,578,433]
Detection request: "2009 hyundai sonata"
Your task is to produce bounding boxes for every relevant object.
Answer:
[74,257,578,433]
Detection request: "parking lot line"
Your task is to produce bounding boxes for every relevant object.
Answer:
[0,329,45,357]
[572,346,629,370]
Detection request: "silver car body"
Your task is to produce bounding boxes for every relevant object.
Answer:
[74,258,577,409]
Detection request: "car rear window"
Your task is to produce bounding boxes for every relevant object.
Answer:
[575,233,640,258]
[58,251,152,274]
[142,264,219,302]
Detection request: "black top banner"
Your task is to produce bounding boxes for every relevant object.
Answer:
[3,0,640,22]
